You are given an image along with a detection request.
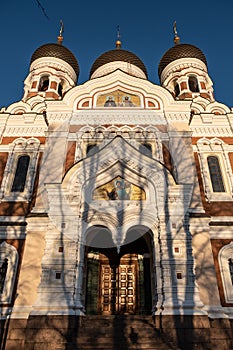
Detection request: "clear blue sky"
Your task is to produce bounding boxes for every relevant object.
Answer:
[1,0,233,108]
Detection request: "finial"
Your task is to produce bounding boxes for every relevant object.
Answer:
[115,25,122,49]
[57,20,64,44]
[173,21,180,45]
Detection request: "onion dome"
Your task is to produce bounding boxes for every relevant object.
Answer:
[158,43,207,78]
[30,42,79,77]
[90,39,148,79]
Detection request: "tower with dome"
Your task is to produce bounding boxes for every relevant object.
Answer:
[0,25,233,350]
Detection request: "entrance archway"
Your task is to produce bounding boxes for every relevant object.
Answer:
[85,226,153,315]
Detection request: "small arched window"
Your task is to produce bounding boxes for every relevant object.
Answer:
[218,243,233,304]
[58,83,63,97]
[0,242,19,303]
[228,258,233,285]
[174,81,180,97]
[38,75,49,91]
[58,79,64,97]
[207,156,225,192]
[11,155,30,192]
[188,76,199,92]
[0,258,8,294]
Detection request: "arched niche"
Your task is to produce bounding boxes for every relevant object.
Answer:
[93,176,146,201]
[85,226,116,250]
[84,225,154,315]
[95,89,142,108]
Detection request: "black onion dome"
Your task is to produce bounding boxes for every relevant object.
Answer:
[158,43,207,77]
[90,48,148,78]
[30,43,79,76]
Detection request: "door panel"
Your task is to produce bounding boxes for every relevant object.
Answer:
[100,255,138,314]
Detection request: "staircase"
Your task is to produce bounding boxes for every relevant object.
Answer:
[11,313,229,350]
[71,315,178,350]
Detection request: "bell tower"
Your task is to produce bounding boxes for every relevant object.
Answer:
[158,23,214,101]
[23,24,79,101]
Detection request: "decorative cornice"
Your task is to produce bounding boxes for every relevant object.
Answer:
[191,126,232,137]
[165,112,190,121]
[71,110,166,125]
[46,112,72,122]
[3,126,46,136]
[91,62,147,80]
[161,58,207,84]
[30,57,77,81]
[0,113,47,137]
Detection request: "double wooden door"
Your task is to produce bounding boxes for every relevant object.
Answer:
[100,254,138,314]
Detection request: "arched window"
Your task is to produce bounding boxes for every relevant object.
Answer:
[38,75,49,91]
[58,83,63,97]
[0,258,8,294]
[207,156,225,192]
[11,155,30,192]
[228,258,233,285]
[218,243,233,304]
[58,79,64,97]
[0,138,40,201]
[188,76,199,92]
[0,242,19,303]
[174,81,180,97]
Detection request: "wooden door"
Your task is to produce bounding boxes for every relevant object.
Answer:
[99,254,138,314]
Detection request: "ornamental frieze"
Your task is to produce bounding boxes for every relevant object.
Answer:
[191,126,232,136]
[71,111,166,125]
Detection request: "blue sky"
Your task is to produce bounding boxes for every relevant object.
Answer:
[1,0,233,108]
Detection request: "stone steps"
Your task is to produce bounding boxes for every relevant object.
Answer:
[21,314,232,350]
[71,315,177,350]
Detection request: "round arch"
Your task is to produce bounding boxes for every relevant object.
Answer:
[84,225,154,315]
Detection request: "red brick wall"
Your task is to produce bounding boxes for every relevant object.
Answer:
[64,141,76,175]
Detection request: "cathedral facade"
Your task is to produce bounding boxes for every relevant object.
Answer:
[0,30,233,349]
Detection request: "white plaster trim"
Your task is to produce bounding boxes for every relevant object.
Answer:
[205,306,229,319]
[9,306,33,319]
[160,58,207,84]
[1,113,47,137]
[196,138,233,201]
[0,138,40,201]
[30,57,77,82]
[209,228,233,239]
[218,243,233,303]
[0,242,19,303]
[90,62,147,80]
[0,227,26,239]
[71,109,166,125]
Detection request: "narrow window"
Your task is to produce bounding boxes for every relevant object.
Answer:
[188,76,199,92]
[11,155,30,192]
[174,81,180,97]
[58,83,63,97]
[38,76,49,91]
[228,258,233,285]
[0,258,8,293]
[207,156,225,192]
[176,272,182,280]
[55,272,61,280]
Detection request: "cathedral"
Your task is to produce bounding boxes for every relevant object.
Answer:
[0,25,233,350]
